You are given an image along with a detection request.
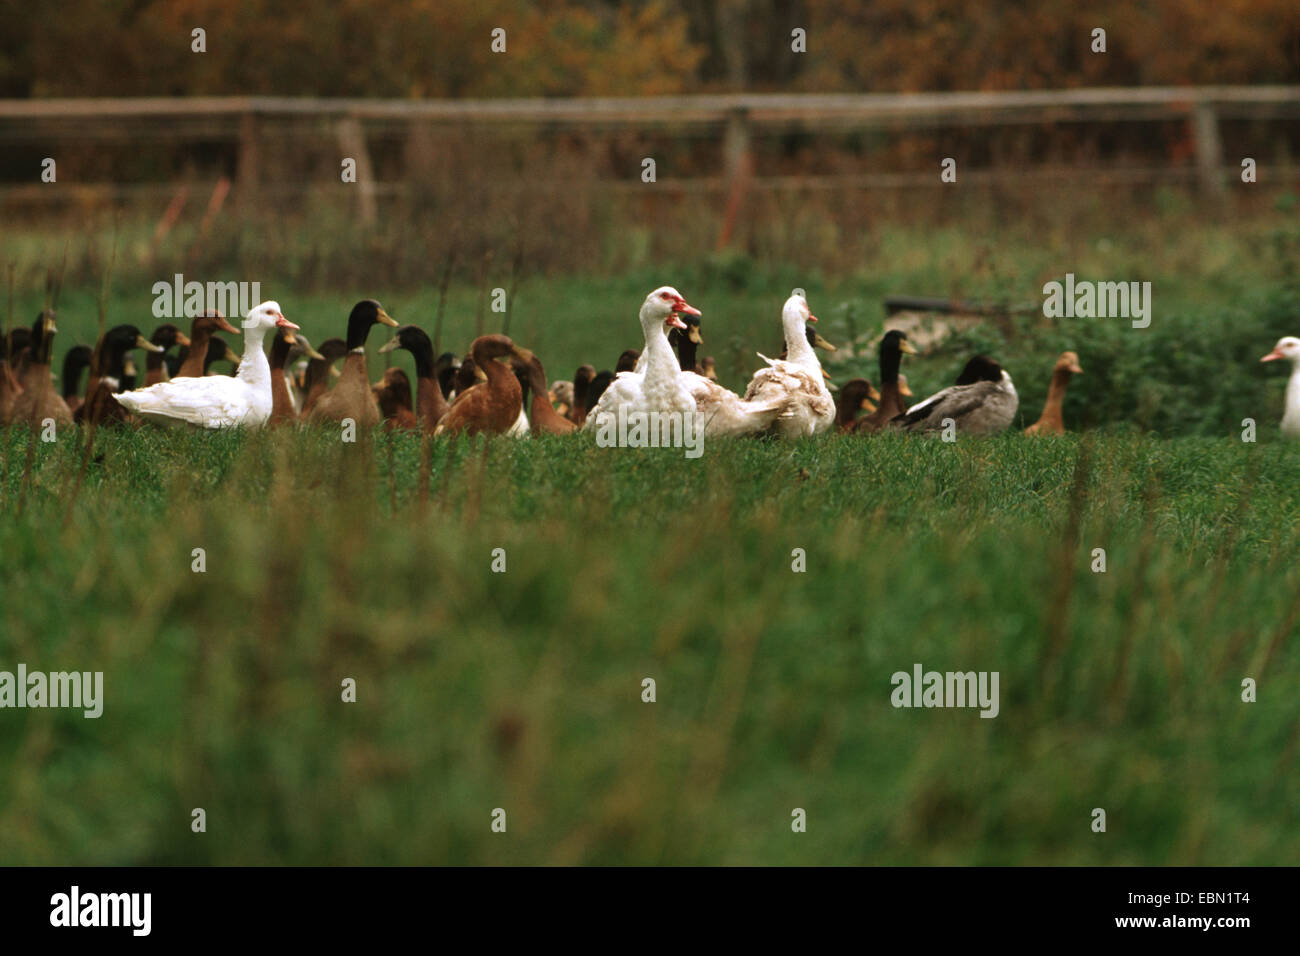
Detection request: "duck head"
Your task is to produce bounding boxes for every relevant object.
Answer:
[469,334,534,370]
[640,286,700,338]
[150,323,190,352]
[192,310,240,336]
[1056,351,1084,375]
[98,324,163,381]
[270,327,324,368]
[242,301,296,335]
[1261,337,1300,364]
[842,378,881,410]
[898,373,913,399]
[378,324,436,378]
[29,310,58,364]
[345,299,398,350]
[955,355,1004,385]
[806,324,835,352]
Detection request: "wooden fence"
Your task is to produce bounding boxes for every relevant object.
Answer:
[2,86,1297,224]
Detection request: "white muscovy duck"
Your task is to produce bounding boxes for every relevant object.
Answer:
[584,286,700,429]
[114,301,297,429]
[740,293,835,437]
[1261,336,1300,437]
[631,310,788,437]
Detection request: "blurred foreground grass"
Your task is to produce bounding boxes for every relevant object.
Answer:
[1,427,1298,864]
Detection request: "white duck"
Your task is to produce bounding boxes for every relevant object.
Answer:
[741,294,835,437]
[114,301,297,429]
[632,311,788,437]
[1261,336,1300,437]
[584,286,699,429]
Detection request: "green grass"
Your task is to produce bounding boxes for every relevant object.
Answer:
[2,427,1298,864]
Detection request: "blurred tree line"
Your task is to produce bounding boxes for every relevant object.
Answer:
[1,0,1297,98]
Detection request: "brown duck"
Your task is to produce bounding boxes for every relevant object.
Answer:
[269,327,325,425]
[376,324,449,432]
[11,311,73,430]
[851,330,917,433]
[1025,351,1083,435]
[435,335,534,436]
[175,311,241,378]
[308,299,399,427]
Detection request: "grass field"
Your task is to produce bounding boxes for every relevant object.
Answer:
[2,426,1298,865]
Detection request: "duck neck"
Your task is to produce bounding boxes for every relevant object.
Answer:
[640,312,678,388]
[675,335,699,372]
[1038,368,1071,424]
[1285,362,1300,414]
[784,315,815,367]
[237,327,271,388]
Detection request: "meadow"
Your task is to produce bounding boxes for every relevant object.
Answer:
[2,205,1299,865]
[1,424,1298,865]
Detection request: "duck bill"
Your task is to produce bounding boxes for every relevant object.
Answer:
[666,314,688,331]
[275,315,300,330]
[812,331,836,351]
[377,338,401,354]
[672,298,701,318]
[898,339,918,355]
[511,346,535,365]
[861,399,877,413]
[137,335,165,353]
[376,307,399,328]
[688,327,704,345]
[215,315,240,335]
[175,332,191,348]
[303,345,326,361]
[868,384,882,401]
[1261,351,1283,362]
[224,346,242,365]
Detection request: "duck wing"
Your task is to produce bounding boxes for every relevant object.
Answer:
[114,378,251,429]
[892,382,1010,433]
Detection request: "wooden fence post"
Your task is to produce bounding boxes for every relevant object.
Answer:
[1192,100,1225,198]
[236,112,260,211]
[336,114,378,226]
[718,106,753,249]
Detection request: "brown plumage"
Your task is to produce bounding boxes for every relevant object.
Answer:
[308,299,399,427]
[435,335,534,436]
[836,378,881,431]
[144,324,191,386]
[1025,351,1083,436]
[269,328,324,425]
[852,330,916,433]
[176,311,240,378]
[373,368,418,431]
[79,325,164,426]
[11,311,73,430]
[516,354,577,435]
[300,338,349,416]
[0,328,28,423]
[376,325,448,432]
[567,364,596,425]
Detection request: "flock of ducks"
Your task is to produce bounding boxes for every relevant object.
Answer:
[3,284,1300,441]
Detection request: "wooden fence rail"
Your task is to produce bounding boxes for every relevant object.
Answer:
[2,87,1297,221]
